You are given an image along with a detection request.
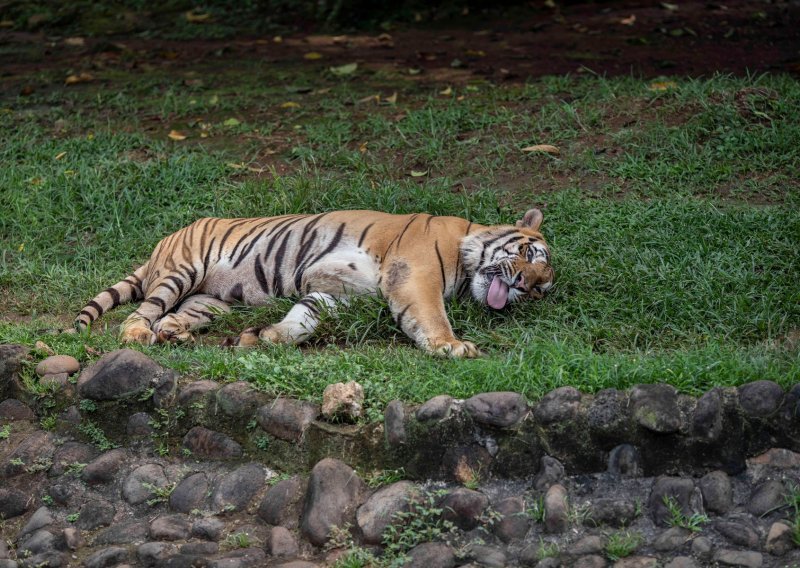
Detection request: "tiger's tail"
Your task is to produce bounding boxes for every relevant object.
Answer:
[74,263,149,332]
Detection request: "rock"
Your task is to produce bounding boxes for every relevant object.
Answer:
[441,487,489,530]
[20,507,54,537]
[82,448,127,484]
[18,552,64,568]
[748,448,800,468]
[747,480,786,516]
[691,535,713,558]
[62,528,81,551]
[693,388,723,441]
[39,372,72,394]
[0,345,29,387]
[738,381,784,417]
[613,558,657,568]
[0,399,35,422]
[273,563,318,568]
[137,542,179,566]
[765,521,794,556]
[18,529,59,556]
[122,463,169,505]
[534,386,581,424]
[630,384,681,433]
[46,484,76,506]
[177,380,220,405]
[533,456,564,491]
[648,477,703,526]
[464,392,527,428]
[714,519,759,548]
[569,535,605,555]
[607,444,641,477]
[215,381,262,419]
[76,499,115,530]
[150,514,191,540]
[192,517,225,541]
[77,349,168,400]
[385,400,406,445]
[2,431,56,477]
[405,541,455,568]
[127,412,154,437]
[93,520,149,545]
[84,546,129,568]
[590,499,637,527]
[357,481,416,544]
[469,544,506,567]
[180,542,218,555]
[208,547,266,568]
[49,441,96,477]
[588,388,629,438]
[416,395,453,422]
[35,355,79,377]
[0,488,29,519]
[257,476,306,529]
[492,496,529,542]
[182,426,242,459]
[544,484,569,534]
[257,399,319,442]
[321,381,364,421]
[170,472,209,513]
[211,463,265,513]
[712,549,763,567]
[699,470,732,514]
[653,527,692,551]
[300,458,367,546]
[664,558,699,568]
[573,555,607,568]
[267,526,298,557]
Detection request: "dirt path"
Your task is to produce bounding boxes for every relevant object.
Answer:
[2,0,798,92]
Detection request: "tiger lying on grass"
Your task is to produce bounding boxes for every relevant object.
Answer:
[75,208,554,357]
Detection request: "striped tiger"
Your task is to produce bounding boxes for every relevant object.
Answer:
[75,208,554,357]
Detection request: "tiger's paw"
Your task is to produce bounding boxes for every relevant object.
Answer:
[153,315,194,344]
[120,326,157,346]
[430,339,481,358]
[228,327,261,347]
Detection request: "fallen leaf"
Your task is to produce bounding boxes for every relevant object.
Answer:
[357,94,380,104]
[17,243,24,252]
[64,37,85,47]
[620,14,636,25]
[168,130,187,141]
[521,144,560,154]
[273,35,283,43]
[329,62,358,76]
[54,151,67,160]
[226,162,246,169]
[661,2,679,11]
[359,142,368,154]
[223,118,241,127]
[456,96,465,101]
[209,95,219,105]
[185,10,212,23]
[648,80,677,91]
[304,52,323,60]
[64,72,94,85]
[377,33,393,43]
[408,68,422,76]
[280,101,300,109]
[439,86,453,96]
[0,19,14,28]
[410,170,428,177]
[466,50,486,57]
[384,92,398,105]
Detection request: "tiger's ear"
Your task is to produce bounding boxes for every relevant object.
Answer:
[516,208,544,231]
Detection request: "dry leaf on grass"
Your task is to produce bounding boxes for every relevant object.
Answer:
[65,72,94,85]
[64,37,85,47]
[185,10,212,23]
[410,170,428,177]
[329,62,358,76]
[280,101,300,109]
[304,52,323,60]
[648,81,677,91]
[521,144,560,155]
[168,130,187,141]
[54,152,67,160]
[439,86,453,96]
[620,14,637,25]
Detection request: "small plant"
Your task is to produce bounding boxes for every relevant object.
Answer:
[605,530,643,561]
[9,457,24,467]
[138,387,156,402]
[0,424,11,440]
[66,513,79,523]
[330,547,381,568]
[663,495,709,532]
[26,456,53,473]
[254,435,270,451]
[64,462,87,476]
[527,496,546,524]
[143,482,176,506]
[223,531,254,549]
[42,495,54,506]
[382,490,455,557]
[325,523,355,552]
[365,467,405,489]
[39,415,57,431]
[78,420,117,451]
[782,483,800,546]
[156,442,170,457]
[536,538,559,560]
[78,399,97,413]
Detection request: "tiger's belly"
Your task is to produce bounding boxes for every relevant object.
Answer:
[200,245,381,304]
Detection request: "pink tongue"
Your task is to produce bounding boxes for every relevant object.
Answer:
[487,276,509,309]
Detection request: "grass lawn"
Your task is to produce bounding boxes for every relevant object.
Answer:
[1,54,798,418]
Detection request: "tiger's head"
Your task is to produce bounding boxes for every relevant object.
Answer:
[461,208,554,310]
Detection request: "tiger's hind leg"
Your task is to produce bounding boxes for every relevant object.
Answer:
[152,295,231,343]
[234,292,339,347]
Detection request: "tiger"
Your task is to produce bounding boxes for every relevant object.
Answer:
[74,208,554,357]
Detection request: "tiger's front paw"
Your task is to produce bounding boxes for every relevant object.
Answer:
[153,315,194,344]
[429,339,481,358]
[120,326,157,346]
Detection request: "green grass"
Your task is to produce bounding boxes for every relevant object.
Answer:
[1,66,799,414]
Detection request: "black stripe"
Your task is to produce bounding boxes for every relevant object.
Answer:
[271,230,293,296]
[143,297,166,310]
[424,215,434,232]
[394,214,419,249]
[124,279,143,298]
[157,281,178,295]
[87,300,103,314]
[180,263,198,290]
[465,222,473,235]
[254,259,270,295]
[304,223,346,273]
[395,304,410,330]
[230,283,244,302]
[203,237,216,275]
[79,310,96,321]
[434,241,446,293]
[165,275,185,295]
[105,287,121,305]
[358,223,375,247]
[479,229,518,266]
